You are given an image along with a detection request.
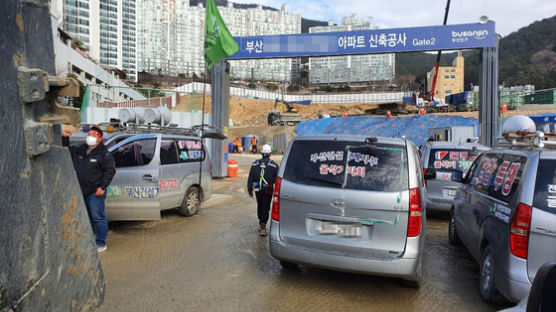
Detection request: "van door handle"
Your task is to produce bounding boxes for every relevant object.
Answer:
[142,174,153,181]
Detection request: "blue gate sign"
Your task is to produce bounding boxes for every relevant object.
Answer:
[228,22,495,59]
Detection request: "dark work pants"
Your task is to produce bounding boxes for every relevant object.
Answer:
[255,191,272,226]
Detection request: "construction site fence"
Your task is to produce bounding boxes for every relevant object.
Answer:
[86,84,556,113]
[500,88,556,109]
[174,82,411,104]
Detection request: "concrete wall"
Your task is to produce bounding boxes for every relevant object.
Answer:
[51,15,144,102]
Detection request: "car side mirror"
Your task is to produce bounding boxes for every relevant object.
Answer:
[526,262,556,311]
[424,168,436,180]
[451,170,465,183]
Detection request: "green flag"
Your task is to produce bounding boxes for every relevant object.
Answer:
[204,0,239,69]
[80,85,89,112]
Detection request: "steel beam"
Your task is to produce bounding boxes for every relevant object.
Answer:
[210,61,230,178]
[479,36,500,147]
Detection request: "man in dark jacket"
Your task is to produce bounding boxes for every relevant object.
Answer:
[62,126,115,252]
[247,144,279,236]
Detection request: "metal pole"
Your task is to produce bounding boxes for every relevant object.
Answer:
[198,65,208,187]
[479,35,499,147]
[210,60,230,178]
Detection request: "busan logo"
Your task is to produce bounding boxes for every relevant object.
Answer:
[452,29,489,40]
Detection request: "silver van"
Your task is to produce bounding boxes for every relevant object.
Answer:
[449,134,556,303]
[105,133,212,220]
[269,135,430,287]
[420,141,489,212]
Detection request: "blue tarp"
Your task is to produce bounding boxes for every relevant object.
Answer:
[446,91,469,105]
[288,100,312,105]
[294,115,478,147]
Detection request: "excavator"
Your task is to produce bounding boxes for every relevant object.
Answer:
[267,98,304,126]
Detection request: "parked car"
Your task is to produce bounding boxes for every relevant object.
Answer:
[69,124,216,221]
[420,141,489,212]
[269,135,431,287]
[449,129,556,303]
[71,132,212,221]
[69,129,133,149]
[499,262,556,312]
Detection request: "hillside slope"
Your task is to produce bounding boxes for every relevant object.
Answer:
[396,15,556,89]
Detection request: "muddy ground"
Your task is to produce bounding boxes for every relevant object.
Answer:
[96,154,514,312]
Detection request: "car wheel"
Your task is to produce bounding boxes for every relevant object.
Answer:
[279,260,297,270]
[448,208,461,246]
[479,246,504,304]
[179,187,200,217]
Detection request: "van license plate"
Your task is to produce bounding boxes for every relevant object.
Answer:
[317,221,361,237]
[448,189,457,196]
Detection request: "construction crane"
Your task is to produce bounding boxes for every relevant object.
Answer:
[425,0,452,103]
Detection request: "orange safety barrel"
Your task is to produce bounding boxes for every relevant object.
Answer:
[228,160,239,177]
[386,110,392,118]
[500,103,508,113]
[419,108,426,115]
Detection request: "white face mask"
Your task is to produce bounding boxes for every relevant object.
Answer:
[86,136,98,146]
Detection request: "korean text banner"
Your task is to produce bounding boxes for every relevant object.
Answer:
[229,22,495,59]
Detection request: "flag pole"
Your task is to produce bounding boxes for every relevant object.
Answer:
[200,0,239,184]
[198,65,208,188]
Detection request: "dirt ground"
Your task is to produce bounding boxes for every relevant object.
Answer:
[95,154,512,312]
[173,94,556,129]
[173,94,404,127]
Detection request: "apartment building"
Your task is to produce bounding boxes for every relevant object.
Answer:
[309,14,395,85]
[224,4,301,82]
[137,2,301,82]
[51,0,138,81]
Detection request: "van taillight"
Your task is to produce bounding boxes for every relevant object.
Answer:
[209,162,213,177]
[510,202,532,259]
[423,168,428,186]
[271,177,282,221]
[408,188,422,237]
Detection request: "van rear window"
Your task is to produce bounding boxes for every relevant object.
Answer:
[427,148,480,173]
[283,140,408,192]
[533,159,556,214]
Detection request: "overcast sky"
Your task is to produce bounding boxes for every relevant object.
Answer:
[232,0,556,37]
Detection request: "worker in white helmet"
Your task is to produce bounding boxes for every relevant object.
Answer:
[247,144,279,236]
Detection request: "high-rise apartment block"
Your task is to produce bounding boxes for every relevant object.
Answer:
[51,0,138,81]
[137,0,204,77]
[136,2,301,82]
[223,4,301,82]
[309,15,395,85]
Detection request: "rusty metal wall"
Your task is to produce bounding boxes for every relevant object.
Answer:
[0,0,105,311]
